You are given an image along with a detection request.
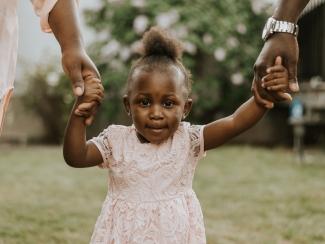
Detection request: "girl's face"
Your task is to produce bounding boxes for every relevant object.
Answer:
[124,66,192,144]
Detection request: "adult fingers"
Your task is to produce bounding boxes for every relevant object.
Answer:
[288,64,299,92]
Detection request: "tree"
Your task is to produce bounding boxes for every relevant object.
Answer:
[84,0,270,123]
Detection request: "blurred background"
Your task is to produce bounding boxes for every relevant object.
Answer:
[1,0,324,148]
[0,0,324,243]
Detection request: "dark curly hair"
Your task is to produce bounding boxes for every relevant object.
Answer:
[127,26,192,95]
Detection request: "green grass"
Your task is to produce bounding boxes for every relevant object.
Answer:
[0,145,325,244]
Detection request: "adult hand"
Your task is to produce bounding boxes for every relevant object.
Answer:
[253,33,298,108]
[61,47,100,96]
[61,47,101,125]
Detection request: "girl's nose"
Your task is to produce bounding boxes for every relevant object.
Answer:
[149,105,163,120]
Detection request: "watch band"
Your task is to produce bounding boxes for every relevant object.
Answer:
[262,17,299,41]
[271,17,299,36]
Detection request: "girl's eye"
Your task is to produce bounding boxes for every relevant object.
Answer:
[139,98,151,107]
[163,100,174,108]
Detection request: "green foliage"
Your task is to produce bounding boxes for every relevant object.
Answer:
[84,0,268,122]
[21,1,270,142]
[22,64,73,143]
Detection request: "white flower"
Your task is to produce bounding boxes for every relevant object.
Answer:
[227,36,239,48]
[131,0,146,8]
[107,0,123,4]
[119,47,131,61]
[110,60,123,70]
[130,40,142,54]
[102,40,120,57]
[231,72,244,85]
[203,33,213,45]
[133,15,149,34]
[97,31,111,41]
[236,23,247,34]
[46,72,60,87]
[250,0,273,14]
[171,25,188,39]
[155,10,180,28]
[183,41,197,55]
[214,48,226,61]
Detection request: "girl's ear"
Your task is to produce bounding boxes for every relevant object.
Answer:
[123,95,131,116]
[183,98,193,119]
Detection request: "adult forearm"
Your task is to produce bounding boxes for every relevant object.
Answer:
[48,0,84,52]
[273,0,310,22]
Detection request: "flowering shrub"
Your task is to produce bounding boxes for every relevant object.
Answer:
[23,1,272,142]
[22,63,74,143]
[84,0,271,122]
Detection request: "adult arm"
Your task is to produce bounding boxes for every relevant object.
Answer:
[253,0,310,108]
[48,0,100,96]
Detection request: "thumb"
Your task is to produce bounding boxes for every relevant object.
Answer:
[70,66,85,96]
[277,92,293,102]
[85,115,94,126]
[275,56,282,65]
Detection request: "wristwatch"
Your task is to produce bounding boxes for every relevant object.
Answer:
[262,17,299,41]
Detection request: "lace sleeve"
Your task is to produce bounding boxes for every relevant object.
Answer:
[89,125,120,168]
[189,124,206,160]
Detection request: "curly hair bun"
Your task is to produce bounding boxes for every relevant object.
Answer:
[142,26,183,60]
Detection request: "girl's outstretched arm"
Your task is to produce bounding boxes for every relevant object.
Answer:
[63,103,103,168]
[204,57,289,151]
[203,97,266,150]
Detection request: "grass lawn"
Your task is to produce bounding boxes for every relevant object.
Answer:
[0,145,325,244]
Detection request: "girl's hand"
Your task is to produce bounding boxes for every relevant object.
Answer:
[260,56,292,102]
[74,78,104,125]
[75,101,99,126]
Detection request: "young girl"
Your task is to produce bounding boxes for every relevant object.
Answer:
[63,27,289,243]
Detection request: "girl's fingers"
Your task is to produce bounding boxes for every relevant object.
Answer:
[84,89,105,101]
[77,102,96,111]
[262,72,287,82]
[74,109,91,117]
[266,65,286,74]
[263,78,288,87]
[265,84,288,91]
[85,88,104,97]
[74,109,83,116]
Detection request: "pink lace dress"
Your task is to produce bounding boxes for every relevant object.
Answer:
[89,122,206,244]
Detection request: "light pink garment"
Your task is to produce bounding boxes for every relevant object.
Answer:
[90,122,207,244]
[0,0,58,133]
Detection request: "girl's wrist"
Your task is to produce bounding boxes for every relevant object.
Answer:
[252,96,272,110]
